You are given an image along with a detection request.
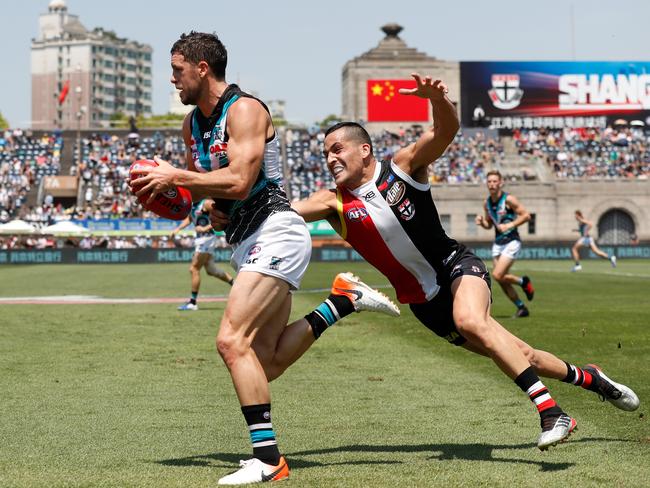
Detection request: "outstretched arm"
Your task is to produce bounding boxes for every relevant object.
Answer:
[292,189,337,223]
[170,215,191,237]
[393,73,460,182]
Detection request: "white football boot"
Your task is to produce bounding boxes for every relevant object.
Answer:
[218,456,289,485]
[330,272,400,317]
[537,414,577,451]
[584,364,640,411]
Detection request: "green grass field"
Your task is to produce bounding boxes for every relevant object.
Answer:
[1,260,649,487]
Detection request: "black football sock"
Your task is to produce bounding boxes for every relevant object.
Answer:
[241,403,281,465]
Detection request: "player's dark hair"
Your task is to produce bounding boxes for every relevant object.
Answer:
[171,31,227,79]
[486,170,502,179]
[575,210,583,217]
[325,122,374,154]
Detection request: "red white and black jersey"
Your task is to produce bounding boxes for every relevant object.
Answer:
[336,159,460,304]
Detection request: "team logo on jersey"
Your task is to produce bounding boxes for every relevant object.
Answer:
[269,256,283,270]
[203,131,212,139]
[163,188,178,199]
[386,181,406,206]
[209,142,228,155]
[488,74,524,110]
[397,198,415,220]
[346,207,368,222]
[248,245,262,255]
[363,191,376,201]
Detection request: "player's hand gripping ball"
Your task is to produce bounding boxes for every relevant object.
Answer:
[129,159,192,220]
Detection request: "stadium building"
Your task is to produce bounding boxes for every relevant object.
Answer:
[31,0,153,130]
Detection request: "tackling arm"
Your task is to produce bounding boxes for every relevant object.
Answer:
[292,189,337,223]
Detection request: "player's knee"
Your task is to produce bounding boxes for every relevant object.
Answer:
[216,328,246,368]
[264,363,285,383]
[519,343,536,365]
[492,269,506,282]
[455,315,491,345]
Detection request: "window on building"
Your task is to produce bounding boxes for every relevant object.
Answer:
[598,209,635,245]
[466,214,477,237]
[528,213,536,235]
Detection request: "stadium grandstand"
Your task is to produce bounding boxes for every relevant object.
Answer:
[0,123,648,251]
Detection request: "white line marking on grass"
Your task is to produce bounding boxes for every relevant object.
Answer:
[0,285,394,305]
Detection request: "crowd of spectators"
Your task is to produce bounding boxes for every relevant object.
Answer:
[0,129,62,222]
[514,125,650,179]
[2,124,648,248]
[71,131,186,219]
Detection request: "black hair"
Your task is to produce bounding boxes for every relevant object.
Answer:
[171,31,227,79]
[325,122,373,154]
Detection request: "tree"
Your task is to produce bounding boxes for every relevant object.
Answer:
[318,114,341,128]
[0,111,9,129]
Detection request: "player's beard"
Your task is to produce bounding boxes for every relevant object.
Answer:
[180,86,199,106]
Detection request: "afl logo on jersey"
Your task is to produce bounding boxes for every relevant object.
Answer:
[346,207,368,222]
[386,181,405,206]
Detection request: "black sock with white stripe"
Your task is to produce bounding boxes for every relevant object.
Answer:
[241,403,280,465]
[305,294,355,339]
[561,362,601,392]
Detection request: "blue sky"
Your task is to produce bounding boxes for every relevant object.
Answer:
[2,0,649,127]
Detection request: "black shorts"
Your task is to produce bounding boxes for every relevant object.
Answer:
[409,246,491,346]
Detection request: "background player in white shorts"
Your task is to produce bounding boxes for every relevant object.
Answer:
[171,198,233,311]
[571,210,617,272]
[476,170,535,317]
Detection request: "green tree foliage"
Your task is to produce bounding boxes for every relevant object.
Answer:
[0,111,9,129]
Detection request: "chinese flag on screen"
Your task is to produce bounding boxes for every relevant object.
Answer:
[367,79,429,122]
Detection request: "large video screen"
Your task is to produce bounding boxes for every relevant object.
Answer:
[461,62,650,129]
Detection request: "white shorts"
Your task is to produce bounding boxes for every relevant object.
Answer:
[195,235,217,254]
[577,236,594,246]
[492,240,522,260]
[230,211,311,290]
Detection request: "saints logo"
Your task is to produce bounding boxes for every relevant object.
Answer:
[488,74,524,110]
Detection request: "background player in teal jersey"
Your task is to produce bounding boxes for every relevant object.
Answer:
[476,170,535,317]
[171,197,233,311]
[571,209,617,272]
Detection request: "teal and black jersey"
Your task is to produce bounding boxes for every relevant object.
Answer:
[188,84,292,245]
[486,192,520,245]
[578,221,589,237]
[190,200,215,238]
